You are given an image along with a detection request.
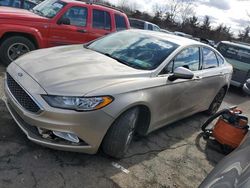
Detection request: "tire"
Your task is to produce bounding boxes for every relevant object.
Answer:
[102,108,139,159]
[206,88,226,115]
[0,36,35,66]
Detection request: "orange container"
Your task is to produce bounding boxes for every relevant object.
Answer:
[212,118,248,148]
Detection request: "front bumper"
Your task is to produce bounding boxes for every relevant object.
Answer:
[4,69,114,154]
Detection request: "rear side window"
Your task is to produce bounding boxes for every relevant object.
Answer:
[115,14,127,31]
[93,9,111,30]
[203,48,219,69]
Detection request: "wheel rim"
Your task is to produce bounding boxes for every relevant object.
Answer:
[7,43,30,61]
[211,90,225,113]
[125,113,137,149]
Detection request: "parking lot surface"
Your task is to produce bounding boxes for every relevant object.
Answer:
[0,64,249,188]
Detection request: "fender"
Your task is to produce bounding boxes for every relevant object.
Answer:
[0,24,46,48]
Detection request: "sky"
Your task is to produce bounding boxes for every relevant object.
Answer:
[107,0,250,35]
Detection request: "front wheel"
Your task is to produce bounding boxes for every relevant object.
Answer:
[206,88,226,115]
[102,108,139,159]
[0,36,35,66]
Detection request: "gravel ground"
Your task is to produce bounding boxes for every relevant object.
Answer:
[0,64,249,188]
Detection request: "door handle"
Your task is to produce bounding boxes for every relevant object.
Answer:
[77,29,87,33]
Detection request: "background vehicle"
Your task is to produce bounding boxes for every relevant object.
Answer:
[199,131,250,187]
[129,18,160,31]
[0,0,37,9]
[5,30,232,158]
[0,0,130,65]
[243,79,250,95]
[217,41,250,87]
[160,29,173,34]
[174,31,193,39]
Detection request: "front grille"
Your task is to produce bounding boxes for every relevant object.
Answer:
[7,73,41,113]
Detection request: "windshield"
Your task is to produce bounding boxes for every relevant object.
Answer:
[32,0,66,18]
[217,43,250,65]
[87,31,179,70]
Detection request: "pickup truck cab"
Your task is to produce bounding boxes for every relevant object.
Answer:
[0,0,130,65]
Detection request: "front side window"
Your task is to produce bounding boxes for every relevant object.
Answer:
[32,0,66,18]
[87,31,179,70]
[148,24,153,30]
[203,48,219,69]
[129,19,144,29]
[162,47,200,74]
[115,14,127,31]
[153,25,160,31]
[93,9,111,30]
[61,6,87,27]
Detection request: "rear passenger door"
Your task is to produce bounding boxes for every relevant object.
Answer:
[199,47,225,108]
[87,8,112,41]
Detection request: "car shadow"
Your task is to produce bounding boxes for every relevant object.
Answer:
[0,98,213,187]
[224,86,250,105]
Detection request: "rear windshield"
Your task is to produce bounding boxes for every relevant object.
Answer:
[217,43,250,65]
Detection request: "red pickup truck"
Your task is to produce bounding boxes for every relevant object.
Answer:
[0,0,130,65]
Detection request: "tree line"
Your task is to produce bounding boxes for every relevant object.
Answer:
[98,0,250,44]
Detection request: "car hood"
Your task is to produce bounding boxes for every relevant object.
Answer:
[14,45,151,96]
[0,7,47,22]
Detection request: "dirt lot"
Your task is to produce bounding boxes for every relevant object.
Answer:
[0,64,249,188]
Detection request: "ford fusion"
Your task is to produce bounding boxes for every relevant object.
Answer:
[4,30,232,158]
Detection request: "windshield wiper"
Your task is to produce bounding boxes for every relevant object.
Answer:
[104,53,143,69]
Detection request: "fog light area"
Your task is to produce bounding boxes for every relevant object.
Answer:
[53,131,80,143]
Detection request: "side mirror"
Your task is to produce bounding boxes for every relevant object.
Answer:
[57,17,70,25]
[168,67,194,81]
[243,79,250,95]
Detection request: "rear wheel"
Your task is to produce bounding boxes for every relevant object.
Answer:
[0,36,35,66]
[102,108,139,159]
[206,88,226,115]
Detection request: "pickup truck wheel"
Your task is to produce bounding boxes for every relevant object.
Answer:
[206,88,226,115]
[0,36,35,66]
[102,108,139,159]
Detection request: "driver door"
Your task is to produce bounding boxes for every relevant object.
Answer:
[48,6,90,47]
[152,46,204,129]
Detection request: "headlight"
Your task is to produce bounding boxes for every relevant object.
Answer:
[42,95,113,111]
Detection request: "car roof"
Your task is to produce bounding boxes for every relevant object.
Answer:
[61,0,125,14]
[129,30,203,46]
[219,41,250,50]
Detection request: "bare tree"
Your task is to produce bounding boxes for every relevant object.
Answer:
[179,0,195,23]
[238,26,250,42]
[167,0,181,22]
